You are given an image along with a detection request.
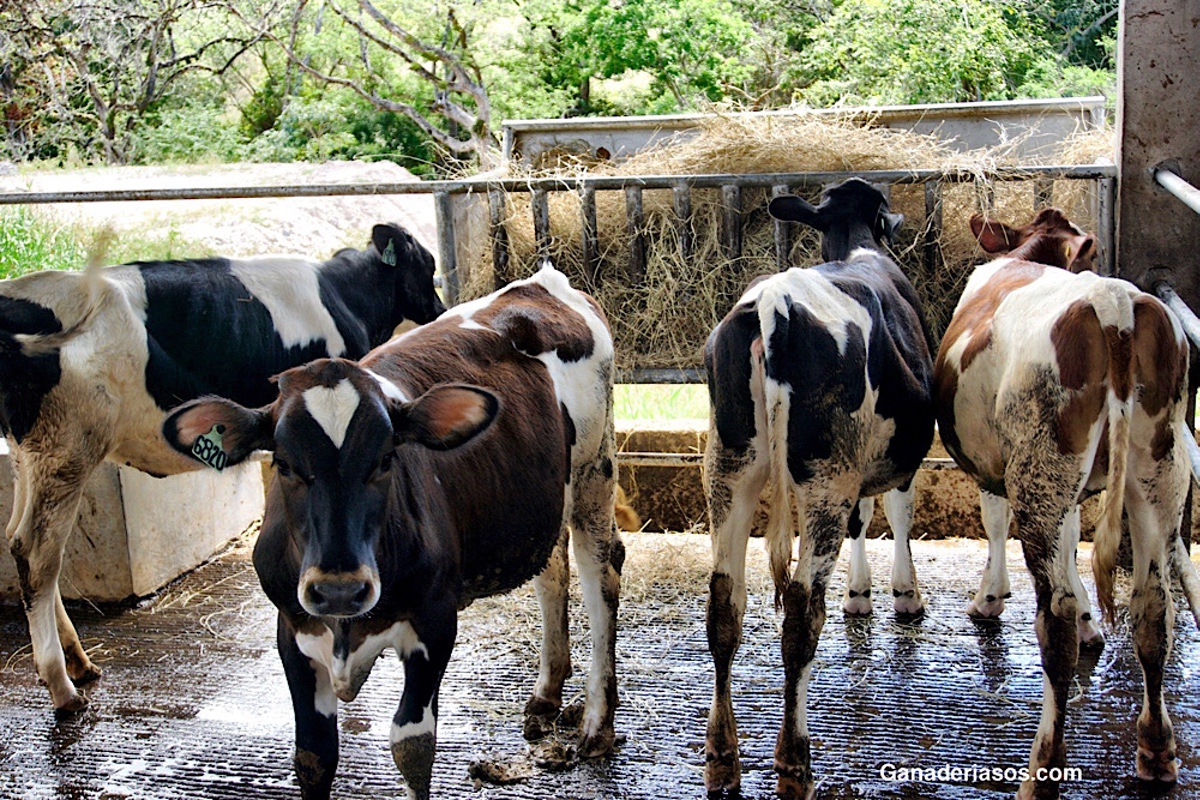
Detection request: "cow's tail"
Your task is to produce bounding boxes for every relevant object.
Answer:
[757,286,795,606]
[12,228,113,357]
[1092,283,1136,625]
[1170,524,1200,630]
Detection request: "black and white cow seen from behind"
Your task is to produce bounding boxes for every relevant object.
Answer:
[164,263,622,800]
[704,178,935,798]
[1,223,443,713]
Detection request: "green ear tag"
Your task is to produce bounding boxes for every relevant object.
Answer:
[382,239,397,266]
[192,424,228,471]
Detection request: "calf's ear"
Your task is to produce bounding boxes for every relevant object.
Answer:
[391,385,499,451]
[877,211,904,244]
[970,214,1020,253]
[768,196,825,230]
[163,397,274,469]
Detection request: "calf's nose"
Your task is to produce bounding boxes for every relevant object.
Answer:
[305,578,372,617]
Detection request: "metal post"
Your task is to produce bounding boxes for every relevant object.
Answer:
[581,185,600,286]
[924,181,943,275]
[433,191,459,306]
[673,181,693,263]
[531,188,551,261]
[487,187,510,290]
[772,184,793,270]
[625,185,646,283]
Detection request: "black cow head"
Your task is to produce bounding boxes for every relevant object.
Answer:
[768,177,903,263]
[162,359,498,619]
[371,223,447,326]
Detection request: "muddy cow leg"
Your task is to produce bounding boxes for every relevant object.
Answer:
[884,483,925,615]
[1060,507,1103,648]
[278,615,339,800]
[55,586,101,684]
[1016,513,1079,800]
[1127,490,1181,782]
[7,449,101,713]
[775,506,844,800]
[570,453,624,758]
[703,439,767,796]
[843,497,874,615]
[968,490,1013,618]
[524,528,571,739]
[391,618,454,800]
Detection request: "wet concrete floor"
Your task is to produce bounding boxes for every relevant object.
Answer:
[3,532,1200,800]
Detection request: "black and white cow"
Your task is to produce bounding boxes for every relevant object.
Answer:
[703,178,935,798]
[163,263,622,800]
[1,223,443,713]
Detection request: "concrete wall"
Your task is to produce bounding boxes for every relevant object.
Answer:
[0,456,264,603]
[504,97,1107,166]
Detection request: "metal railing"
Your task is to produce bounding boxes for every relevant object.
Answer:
[1152,165,1200,487]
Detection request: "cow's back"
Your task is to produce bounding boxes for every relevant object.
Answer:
[365,267,613,601]
[725,258,933,493]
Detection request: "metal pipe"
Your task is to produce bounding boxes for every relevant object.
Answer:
[616,451,961,471]
[1155,282,1200,352]
[1183,422,1200,489]
[0,165,1116,205]
[1154,167,1200,216]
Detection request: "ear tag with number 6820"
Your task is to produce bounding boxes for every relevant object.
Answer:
[192,424,228,472]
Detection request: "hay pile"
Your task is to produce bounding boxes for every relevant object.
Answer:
[465,112,1115,371]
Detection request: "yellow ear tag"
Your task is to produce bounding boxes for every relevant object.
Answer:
[192,424,228,471]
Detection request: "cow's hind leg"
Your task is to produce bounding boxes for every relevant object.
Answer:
[884,483,925,615]
[7,450,99,712]
[278,616,338,800]
[569,457,623,758]
[1016,512,1079,800]
[842,497,874,615]
[524,528,571,740]
[1127,488,1181,782]
[704,443,766,796]
[56,587,100,683]
[775,505,844,800]
[969,490,1013,618]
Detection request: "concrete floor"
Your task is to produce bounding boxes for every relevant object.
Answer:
[2,532,1200,800]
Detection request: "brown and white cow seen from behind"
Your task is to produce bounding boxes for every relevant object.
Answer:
[164,263,622,800]
[934,208,1200,797]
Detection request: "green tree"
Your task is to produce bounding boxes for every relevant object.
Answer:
[795,0,1040,106]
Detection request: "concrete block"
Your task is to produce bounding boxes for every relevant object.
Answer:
[0,453,264,603]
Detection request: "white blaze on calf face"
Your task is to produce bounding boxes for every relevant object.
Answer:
[302,378,362,449]
[230,257,348,356]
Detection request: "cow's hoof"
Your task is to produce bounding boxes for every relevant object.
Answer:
[1136,746,1180,783]
[1077,614,1105,650]
[892,588,926,617]
[522,694,560,741]
[775,774,815,800]
[967,595,1006,619]
[580,729,619,762]
[53,691,88,718]
[704,748,741,797]
[842,591,873,616]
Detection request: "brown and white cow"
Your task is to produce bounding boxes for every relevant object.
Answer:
[1,224,443,714]
[934,208,1200,797]
[704,178,936,799]
[163,264,622,800]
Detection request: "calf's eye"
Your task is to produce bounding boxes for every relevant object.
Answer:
[273,456,292,477]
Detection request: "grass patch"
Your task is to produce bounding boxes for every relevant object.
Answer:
[0,207,208,279]
[0,207,88,278]
[614,384,708,422]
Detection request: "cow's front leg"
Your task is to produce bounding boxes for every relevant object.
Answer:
[524,528,571,740]
[969,490,1012,618]
[391,618,453,800]
[884,484,925,615]
[278,616,338,800]
[842,497,874,615]
[1061,507,1103,648]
